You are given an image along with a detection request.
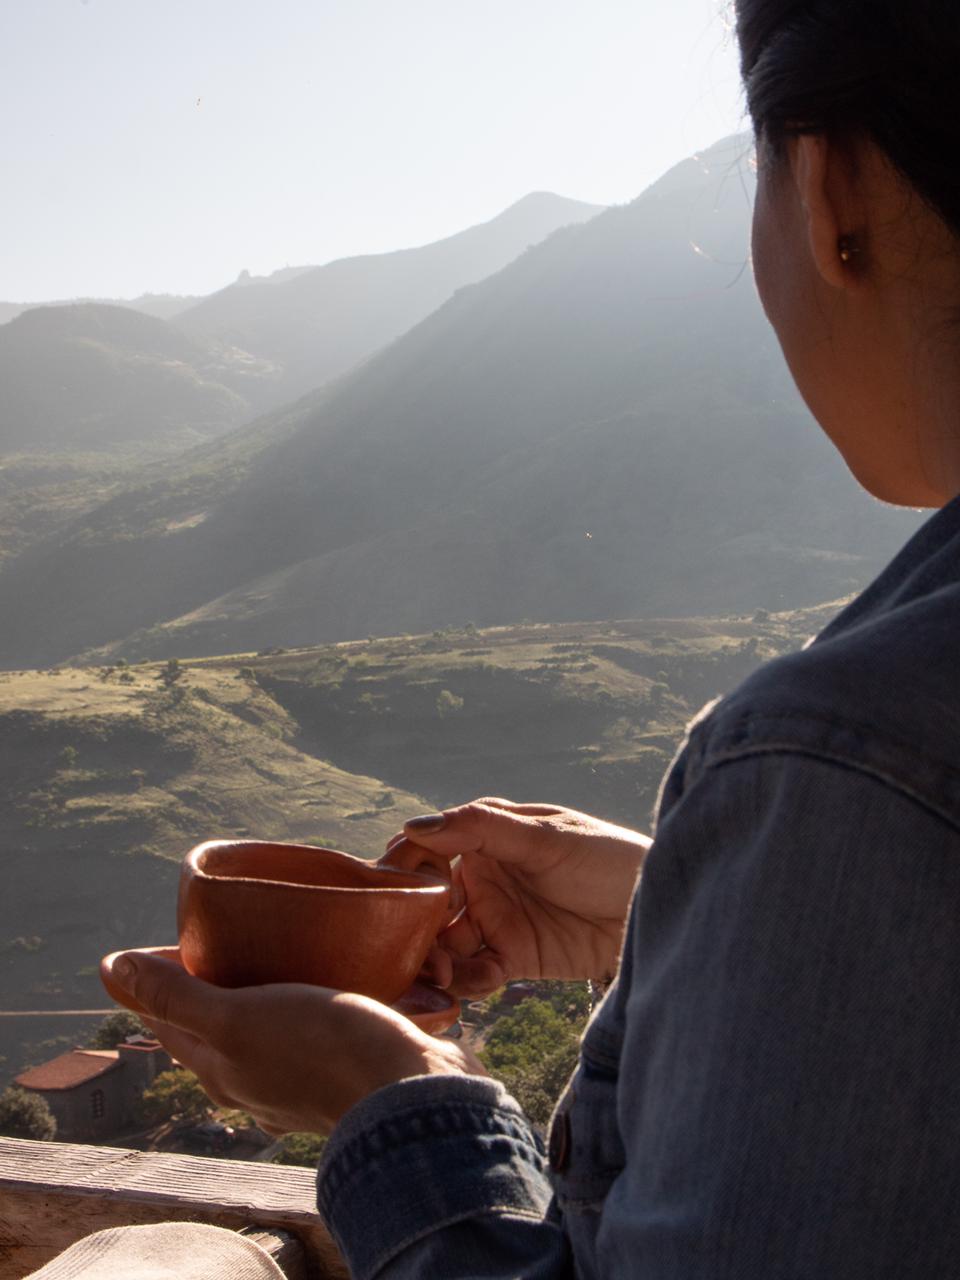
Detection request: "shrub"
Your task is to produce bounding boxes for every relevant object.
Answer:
[0,1087,56,1140]
[436,689,464,717]
[88,1009,147,1049]
[271,1132,328,1166]
[480,995,585,1130]
[139,1070,211,1126]
[494,1039,581,1129]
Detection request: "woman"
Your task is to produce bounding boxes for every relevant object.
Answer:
[106,0,960,1274]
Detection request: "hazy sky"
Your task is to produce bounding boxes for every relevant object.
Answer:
[2,0,744,302]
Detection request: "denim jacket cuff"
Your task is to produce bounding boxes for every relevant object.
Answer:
[316,1074,553,1279]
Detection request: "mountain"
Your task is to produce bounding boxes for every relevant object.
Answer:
[0,304,279,453]
[173,193,606,410]
[0,137,923,669]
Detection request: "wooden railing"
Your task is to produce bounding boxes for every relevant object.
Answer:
[0,1138,347,1279]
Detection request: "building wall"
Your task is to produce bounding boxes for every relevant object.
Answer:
[39,1071,125,1143]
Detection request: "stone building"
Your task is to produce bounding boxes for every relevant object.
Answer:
[15,1037,172,1142]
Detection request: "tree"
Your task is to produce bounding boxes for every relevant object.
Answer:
[480,986,589,1129]
[0,1087,56,1140]
[481,997,580,1077]
[88,1009,147,1049]
[271,1132,328,1167]
[139,1070,211,1126]
[494,1039,581,1129]
[159,657,183,687]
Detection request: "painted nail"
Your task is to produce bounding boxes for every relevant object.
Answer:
[405,813,446,834]
[111,955,138,990]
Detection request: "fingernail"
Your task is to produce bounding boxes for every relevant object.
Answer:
[111,955,138,991]
[405,813,446,834]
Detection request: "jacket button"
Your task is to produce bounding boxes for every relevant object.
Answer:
[548,1108,571,1173]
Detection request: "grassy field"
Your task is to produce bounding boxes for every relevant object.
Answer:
[0,602,840,1082]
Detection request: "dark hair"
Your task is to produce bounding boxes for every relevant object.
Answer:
[736,1,960,236]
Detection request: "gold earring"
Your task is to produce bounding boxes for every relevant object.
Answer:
[839,235,860,264]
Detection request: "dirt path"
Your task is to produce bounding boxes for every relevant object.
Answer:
[0,1009,113,1017]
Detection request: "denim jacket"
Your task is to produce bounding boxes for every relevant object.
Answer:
[317,495,960,1278]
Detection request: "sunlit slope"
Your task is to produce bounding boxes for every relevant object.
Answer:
[175,193,605,411]
[0,654,432,1076]
[0,138,921,668]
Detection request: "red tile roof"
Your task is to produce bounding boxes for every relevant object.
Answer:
[15,1049,120,1091]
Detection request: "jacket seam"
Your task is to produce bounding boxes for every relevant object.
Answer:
[704,704,960,789]
[701,742,960,837]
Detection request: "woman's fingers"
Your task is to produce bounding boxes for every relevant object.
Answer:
[398,800,559,866]
[445,948,509,999]
[419,942,454,989]
[437,909,485,957]
[480,799,566,816]
[380,836,454,880]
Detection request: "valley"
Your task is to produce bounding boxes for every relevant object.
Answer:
[0,603,837,1083]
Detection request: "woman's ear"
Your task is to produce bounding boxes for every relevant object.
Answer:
[789,134,862,291]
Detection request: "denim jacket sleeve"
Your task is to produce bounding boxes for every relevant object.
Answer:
[315,1074,569,1279]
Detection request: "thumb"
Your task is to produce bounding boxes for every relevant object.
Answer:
[102,949,228,1038]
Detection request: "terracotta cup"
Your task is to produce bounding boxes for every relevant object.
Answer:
[175,839,451,1005]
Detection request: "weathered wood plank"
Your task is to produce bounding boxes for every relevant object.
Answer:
[0,1138,346,1280]
[241,1228,309,1280]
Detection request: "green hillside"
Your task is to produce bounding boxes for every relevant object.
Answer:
[0,604,834,1083]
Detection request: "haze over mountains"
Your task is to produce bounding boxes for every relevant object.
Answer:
[0,304,273,453]
[0,138,922,669]
[0,194,603,431]
[175,193,605,411]
[0,293,203,328]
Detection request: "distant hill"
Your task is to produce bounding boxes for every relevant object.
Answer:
[0,303,281,453]
[0,138,923,669]
[0,292,204,327]
[174,193,606,410]
[0,608,830,1081]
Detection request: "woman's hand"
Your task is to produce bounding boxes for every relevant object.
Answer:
[382,797,651,997]
[102,950,485,1136]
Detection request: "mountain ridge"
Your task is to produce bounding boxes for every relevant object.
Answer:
[173,192,606,411]
[0,138,923,669]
